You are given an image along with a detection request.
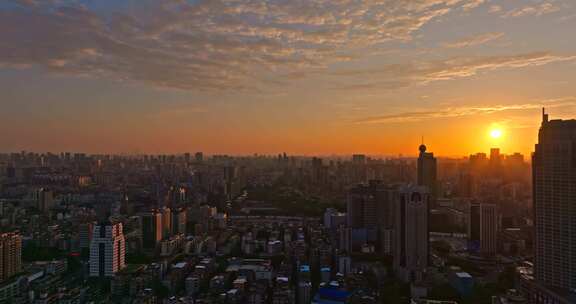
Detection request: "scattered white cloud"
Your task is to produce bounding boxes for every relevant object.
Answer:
[462,0,486,11]
[442,32,505,48]
[503,2,560,18]
[489,5,502,14]
[330,52,576,90]
[558,13,576,22]
[355,97,576,124]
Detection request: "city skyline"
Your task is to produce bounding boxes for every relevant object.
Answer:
[2,1,576,302]
[2,0,576,155]
[0,111,569,303]
[0,146,530,159]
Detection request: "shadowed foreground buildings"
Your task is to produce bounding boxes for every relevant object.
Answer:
[529,110,576,302]
[394,185,429,283]
[468,202,500,256]
[346,180,397,254]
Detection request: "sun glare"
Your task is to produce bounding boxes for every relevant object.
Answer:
[490,129,503,139]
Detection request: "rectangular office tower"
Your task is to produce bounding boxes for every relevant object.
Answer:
[417,144,437,199]
[394,185,429,283]
[533,110,576,292]
[140,211,163,250]
[90,222,126,277]
[468,203,500,256]
[346,181,396,252]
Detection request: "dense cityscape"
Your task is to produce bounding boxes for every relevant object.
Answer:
[0,110,572,303]
[2,1,576,303]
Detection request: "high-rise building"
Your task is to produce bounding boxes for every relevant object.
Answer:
[489,148,503,176]
[346,181,395,252]
[490,148,501,165]
[172,208,187,235]
[352,154,367,165]
[0,232,22,282]
[89,222,126,277]
[35,188,54,212]
[79,222,95,250]
[298,281,311,304]
[394,185,429,283]
[469,152,489,176]
[119,194,130,215]
[195,152,203,162]
[347,181,395,228]
[468,202,500,256]
[347,186,377,229]
[161,207,172,239]
[533,109,576,291]
[140,211,162,250]
[323,208,346,229]
[166,186,186,208]
[417,144,437,200]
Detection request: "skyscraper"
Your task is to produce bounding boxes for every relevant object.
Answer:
[171,208,187,235]
[346,181,395,252]
[347,185,378,229]
[533,109,576,291]
[489,148,501,165]
[89,222,126,277]
[417,144,437,200]
[79,222,95,250]
[0,232,22,282]
[468,202,500,256]
[161,207,172,239]
[394,185,429,283]
[140,211,162,250]
[35,188,54,212]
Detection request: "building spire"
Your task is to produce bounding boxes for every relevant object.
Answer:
[542,107,549,124]
[418,137,427,154]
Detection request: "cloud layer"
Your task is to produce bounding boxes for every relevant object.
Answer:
[0,0,493,91]
[442,32,504,48]
[502,2,560,18]
[355,97,576,124]
[1,0,574,93]
[329,52,576,90]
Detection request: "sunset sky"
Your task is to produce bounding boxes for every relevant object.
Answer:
[1,0,576,156]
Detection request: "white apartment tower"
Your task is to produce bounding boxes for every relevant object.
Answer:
[89,222,126,277]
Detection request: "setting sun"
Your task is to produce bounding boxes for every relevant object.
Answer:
[490,129,503,139]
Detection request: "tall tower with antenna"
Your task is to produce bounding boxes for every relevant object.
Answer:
[417,140,437,202]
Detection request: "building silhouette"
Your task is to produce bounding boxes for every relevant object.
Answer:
[394,185,429,283]
[346,181,395,252]
[468,202,500,256]
[35,188,54,212]
[533,109,576,291]
[140,211,162,250]
[79,222,95,250]
[417,144,437,201]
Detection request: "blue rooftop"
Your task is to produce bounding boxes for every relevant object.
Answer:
[316,287,351,302]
